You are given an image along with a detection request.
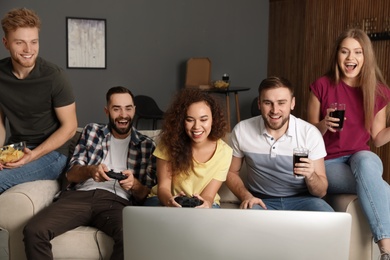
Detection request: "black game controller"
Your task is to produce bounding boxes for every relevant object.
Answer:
[174,196,203,207]
[106,170,127,181]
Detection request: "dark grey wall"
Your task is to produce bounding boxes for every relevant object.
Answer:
[0,1,269,129]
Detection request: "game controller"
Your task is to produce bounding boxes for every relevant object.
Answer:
[174,196,203,207]
[106,170,127,181]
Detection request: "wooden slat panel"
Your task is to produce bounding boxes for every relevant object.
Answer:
[268,0,305,111]
[269,0,390,182]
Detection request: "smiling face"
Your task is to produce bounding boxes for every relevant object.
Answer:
[259,87,295,136]
[2,27,39,74]
[337,37,364,86]
[184,101,213,144]
[105,93,135,139]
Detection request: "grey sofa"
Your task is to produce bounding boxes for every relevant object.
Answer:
[0,129,380,260]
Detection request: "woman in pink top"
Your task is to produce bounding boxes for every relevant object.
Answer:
[307,28,390,258]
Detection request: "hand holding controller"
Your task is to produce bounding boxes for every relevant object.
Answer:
[174,195,203,207]
[106,170,127,181]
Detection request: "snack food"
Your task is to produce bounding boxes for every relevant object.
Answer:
[213,80,230,89]
[0,142,26,164]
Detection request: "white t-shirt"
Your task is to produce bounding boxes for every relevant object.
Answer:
[231,114,326,197]
[78,135,130,200]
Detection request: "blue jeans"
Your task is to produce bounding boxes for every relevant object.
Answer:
[0,151,67,194]
[325,150,390,242]
[250,195,334,212]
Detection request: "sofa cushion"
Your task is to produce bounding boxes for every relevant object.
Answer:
[51,226,113,260]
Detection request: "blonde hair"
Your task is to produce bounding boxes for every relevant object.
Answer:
[326,28,388,129]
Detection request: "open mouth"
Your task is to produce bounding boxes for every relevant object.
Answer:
[345,62,357,72]
[21,54,33,60]
[193,131,203,135]
[192,131,204,138]
[116,119,129,127]
[269,115,281,121]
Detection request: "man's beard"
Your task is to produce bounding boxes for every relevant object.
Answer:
[108,115,133,135]
[262,114,289,131]
[12,53,37,69]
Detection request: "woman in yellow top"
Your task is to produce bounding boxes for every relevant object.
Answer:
[145,88,232,208]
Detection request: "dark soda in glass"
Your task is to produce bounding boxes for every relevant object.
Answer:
[330,110,345,130]
[293,153,308,178]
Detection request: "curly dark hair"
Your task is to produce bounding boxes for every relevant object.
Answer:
[159,88,227,176]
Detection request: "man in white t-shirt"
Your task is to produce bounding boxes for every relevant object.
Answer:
[226,76,333,211]
[23,86,156,260]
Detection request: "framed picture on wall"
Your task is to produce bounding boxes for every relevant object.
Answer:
[66,17,106,69]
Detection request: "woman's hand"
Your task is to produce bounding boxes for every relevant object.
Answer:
[192,194,208,208]
[323,107,338,133]
[167,192,186,207]
[324,107,347,133]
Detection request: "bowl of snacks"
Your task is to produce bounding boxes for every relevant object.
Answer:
[0,141,26,164]
[213,80,230,89]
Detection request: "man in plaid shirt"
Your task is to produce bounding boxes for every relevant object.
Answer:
[23,86,157,260]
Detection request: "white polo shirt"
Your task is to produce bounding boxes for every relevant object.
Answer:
[231,114,326,197]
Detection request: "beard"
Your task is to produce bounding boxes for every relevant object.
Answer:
[262,114,289,131]
[108,115,133,135]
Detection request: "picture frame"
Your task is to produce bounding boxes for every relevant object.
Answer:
[66,17,106,69]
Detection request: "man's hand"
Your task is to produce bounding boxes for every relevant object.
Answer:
[90,165,111,182]
[240,196,267,209]
[1,147,32,169]
[293,157,315,179]
[118,170,135,190]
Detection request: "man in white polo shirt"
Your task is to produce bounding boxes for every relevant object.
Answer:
[226,76,333,211]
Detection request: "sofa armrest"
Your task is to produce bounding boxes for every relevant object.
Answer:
[325,194,379,260]
[0,180,59,260]
[325,194,358,212]
[0,180,59,225]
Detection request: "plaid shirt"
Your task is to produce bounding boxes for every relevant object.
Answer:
[69,123,157,190]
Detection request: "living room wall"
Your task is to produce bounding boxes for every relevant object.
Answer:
[0,1,269,128]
